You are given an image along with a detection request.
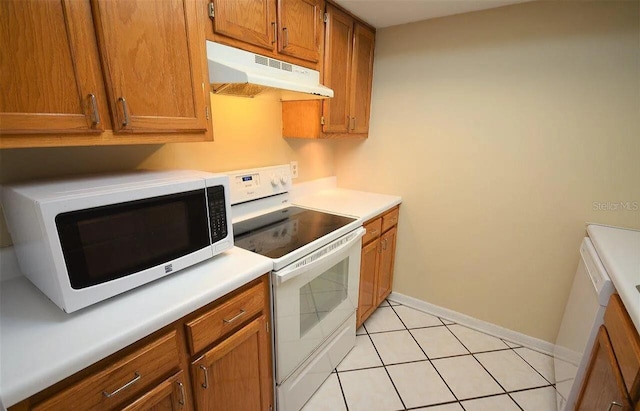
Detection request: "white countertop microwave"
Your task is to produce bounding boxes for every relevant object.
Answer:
[1,170,233,313]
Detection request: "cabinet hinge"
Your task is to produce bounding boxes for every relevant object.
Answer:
[205,106,210,120]
[323,12,328,23]
[208,2,215,18]
[320,116,325,125]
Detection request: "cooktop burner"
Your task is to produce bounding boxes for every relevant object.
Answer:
[233,207,356,259]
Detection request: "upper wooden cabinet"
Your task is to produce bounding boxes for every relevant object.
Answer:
[206,0,324,69]
[0,0,109,135]
[282,3,375,139]
[209,0,277,52]
[277,0,323,63]
[92,0,208,134]
[0,0,212,148]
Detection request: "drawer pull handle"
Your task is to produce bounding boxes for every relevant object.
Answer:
[118,96,130,127]
[607,402,623,411]
[223,309,246,323]
[200,365,209,388]
[102,372,141,398]
[88,93,100,125]
[177,381,186,406]
[369,229,378,236]
[271,22,277,44]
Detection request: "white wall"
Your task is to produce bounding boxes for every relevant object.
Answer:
[333,0,640,342]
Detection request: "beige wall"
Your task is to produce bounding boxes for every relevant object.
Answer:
[0,93,335,246]
[333,1,640,342]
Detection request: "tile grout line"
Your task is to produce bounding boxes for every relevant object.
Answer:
[511,346,556,386]
[363,321,408,410]
[387,303,466,410]
[334,370,350,411]
[442,323,526,411]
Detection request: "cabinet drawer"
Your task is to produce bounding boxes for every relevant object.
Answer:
[381,207,399,232]
[186,281,265,355]
[604,294,640,400]
[33,331,180,411]
[363,218,382,245]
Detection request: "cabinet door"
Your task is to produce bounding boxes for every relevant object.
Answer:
[0,0,107,135]
[377,227,397,305]
[191,316,273,411]
[210,0,276,51]
[121,371,188,411]
[277,0,323,63]
[576,326,632,411]
[349,23,375,135]
[357,239,379,328]
[92,0,208,134]
[322,4,352,134]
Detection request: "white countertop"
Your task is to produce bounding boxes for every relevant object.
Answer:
[293,187,402,222]
[0,247,272,408]
[587,224,640,332]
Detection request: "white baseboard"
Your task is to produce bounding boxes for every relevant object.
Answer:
[388,291,556,356]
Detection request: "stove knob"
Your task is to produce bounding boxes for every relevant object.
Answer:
[271,176,279,187]
[280,175,289,185]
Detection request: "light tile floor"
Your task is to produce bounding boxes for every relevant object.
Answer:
[302,300,558,411]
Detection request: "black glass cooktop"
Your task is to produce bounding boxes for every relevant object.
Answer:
[233,207,356,259]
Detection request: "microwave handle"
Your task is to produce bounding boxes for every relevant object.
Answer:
[276,227,366,285]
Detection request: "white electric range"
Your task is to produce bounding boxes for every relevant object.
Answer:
[227,165,364,411]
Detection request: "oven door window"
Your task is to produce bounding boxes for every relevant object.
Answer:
[56,189,210,289]
[273,237,361,383]
[300,260,349,337]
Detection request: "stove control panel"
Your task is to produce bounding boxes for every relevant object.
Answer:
[226,164,292,205]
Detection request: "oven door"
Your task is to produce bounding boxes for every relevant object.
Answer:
[273,227,365,383]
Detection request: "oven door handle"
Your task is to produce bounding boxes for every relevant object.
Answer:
[275,227,366,284]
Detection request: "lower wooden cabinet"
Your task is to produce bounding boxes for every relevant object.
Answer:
[9,275,273,411]
[190,316,272,411]
[576,294,640,410]
[121,371,188,411]
[357,206,399,328]
[576,327,632,411]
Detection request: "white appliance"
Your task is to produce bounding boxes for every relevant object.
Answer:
[206,41,334,100]
[1,170,233,313]
[228,165,363,411]
[554,237,615,411]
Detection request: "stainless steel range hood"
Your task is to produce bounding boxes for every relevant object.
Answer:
[206,41,333,101]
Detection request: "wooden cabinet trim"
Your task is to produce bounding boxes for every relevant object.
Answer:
[277,0,323,63]
[190,315,273,411]
[605,294,640,401]
[362,218,382,245]
[186,281,265,355]
[32,331,181,411]
[576,326,633,410]
[121,371,187,411]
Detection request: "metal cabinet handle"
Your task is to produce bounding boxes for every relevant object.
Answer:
[118,97,130,127]
[369,229,378,236]
[176,381,186,406]
[88,93,100,125]
[382,238,388,250]
[272,22,277,44]
[377,243,382,254]
[349,117,356,130]
[607,402,623,411]
[223,309,246,323]
[283,27,289,48]
[199,365,209,388]
[102,372,141,398]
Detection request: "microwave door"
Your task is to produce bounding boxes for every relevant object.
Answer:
[56,189,210,289]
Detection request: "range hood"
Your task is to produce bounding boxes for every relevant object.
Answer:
[206,41,333,101]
